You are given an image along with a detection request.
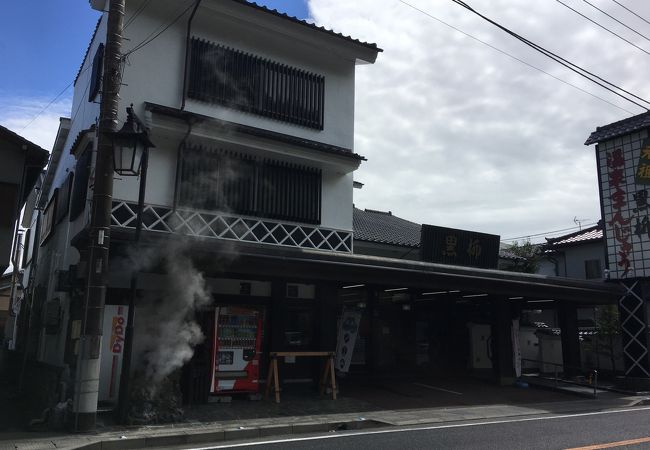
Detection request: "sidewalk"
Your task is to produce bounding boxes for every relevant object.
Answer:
[1,379,648,450]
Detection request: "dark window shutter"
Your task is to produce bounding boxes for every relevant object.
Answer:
[70,145,92,221]
[178,147,322,224]
[88,43,104,102]
[55,173,73,224]
[188,38,325,129]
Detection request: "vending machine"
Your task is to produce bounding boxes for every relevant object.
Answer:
[210,306,263,394]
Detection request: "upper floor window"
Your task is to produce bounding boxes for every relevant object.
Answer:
[178,145,322,224]
[188,38,325,130]
[40,192,57,246]
[70,144,92,221]
[89,43,104,102]
[585,259,602,279]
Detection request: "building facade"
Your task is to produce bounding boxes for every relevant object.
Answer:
[586,112,650,386]
[10,0,627,429]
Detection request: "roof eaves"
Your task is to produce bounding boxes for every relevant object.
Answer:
[546,224,600,245]
[74,17,102,86]
[231,0,382,54]
[145,102,366,161]
[585,111,650,145]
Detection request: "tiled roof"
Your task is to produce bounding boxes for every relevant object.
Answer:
[584,111,650,145]
[546,224,603,248]
[234,1,382,53]
[499,247,527,261]
[353,207,421,247]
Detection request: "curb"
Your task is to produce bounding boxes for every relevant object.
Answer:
[72,418,385,449]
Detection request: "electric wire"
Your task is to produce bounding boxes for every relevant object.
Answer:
[450,0,650,110]
[70,72,93,125]
[123,0,152,29]
[19,0,193,134]
[580,0,650,44]
[19,64,92,132]
[611,0,650,27]
[123,0,197,57]
[397,0,636,115]
[502,222,599,242]
[555,0,650,56]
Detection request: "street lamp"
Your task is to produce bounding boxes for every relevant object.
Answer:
[110,105,154,423]
[111,105,155,176]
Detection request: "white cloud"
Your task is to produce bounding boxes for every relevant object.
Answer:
[0,96,72,151]
[309,0,650,242]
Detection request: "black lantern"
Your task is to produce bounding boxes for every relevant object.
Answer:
[110,105,155,176]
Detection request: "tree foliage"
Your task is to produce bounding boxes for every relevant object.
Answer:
[502,240,542,273]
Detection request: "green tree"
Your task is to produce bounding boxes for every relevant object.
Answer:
[502,240,542,273]
[594,305,620,374]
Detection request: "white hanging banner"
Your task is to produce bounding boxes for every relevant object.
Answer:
[335,311,361,373]
[512,318,522,378]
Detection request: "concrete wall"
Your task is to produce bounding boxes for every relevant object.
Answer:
[554,242,605,280]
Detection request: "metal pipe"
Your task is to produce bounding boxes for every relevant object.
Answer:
[181,0,202,111]
[117,145,149,423]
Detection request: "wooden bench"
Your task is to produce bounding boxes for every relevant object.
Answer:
[264,351,337,403]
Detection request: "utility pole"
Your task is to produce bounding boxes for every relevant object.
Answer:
[73,0,125,432]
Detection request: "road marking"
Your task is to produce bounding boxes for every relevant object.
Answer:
[565,437,650,449]
[187,405,650,449]
[412,382,463,395]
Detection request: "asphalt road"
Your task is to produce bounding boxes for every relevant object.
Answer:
[190,406,650,450]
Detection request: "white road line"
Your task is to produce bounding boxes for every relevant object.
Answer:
[186,405,650,449]
[412,382,463,395]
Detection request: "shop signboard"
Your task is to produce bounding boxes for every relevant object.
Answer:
[597,132,650,279]
[420,224,500,269]
[99,304,128,403]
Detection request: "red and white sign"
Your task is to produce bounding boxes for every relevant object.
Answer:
[597,132,650,279]
[99,305,128,403]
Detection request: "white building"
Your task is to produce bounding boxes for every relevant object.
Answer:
[12,0,624,430]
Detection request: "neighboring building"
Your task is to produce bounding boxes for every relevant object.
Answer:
[11,0,624,430]
[0,125,48,352]
[585,111,650,385]
[353,207,421,259]
[543,223,605,280]
[0,125,49,274]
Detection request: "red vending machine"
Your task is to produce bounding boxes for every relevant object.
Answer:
[210,306,263,394]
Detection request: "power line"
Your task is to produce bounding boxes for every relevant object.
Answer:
[502,222,599,242]
[397,0,636,115]
[19,64,92,133]
[450,0,650,110]
[611,0,650,27]
[123,1,197,57]
[123,0,152,29]
[555,0,650,56]
[20,0,193,134]
[580,0,650,44]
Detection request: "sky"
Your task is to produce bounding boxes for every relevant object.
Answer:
[2,1,649,244]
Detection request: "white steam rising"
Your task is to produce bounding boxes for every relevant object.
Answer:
[130,240,212,384]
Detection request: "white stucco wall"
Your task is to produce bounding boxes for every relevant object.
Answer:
[109,1,364,232]
[118,1,357,150]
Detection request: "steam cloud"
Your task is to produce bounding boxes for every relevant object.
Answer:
[129,240,212,385]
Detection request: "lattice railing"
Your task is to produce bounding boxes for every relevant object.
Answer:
[619,281,650,377]
[110,201,353,253]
